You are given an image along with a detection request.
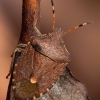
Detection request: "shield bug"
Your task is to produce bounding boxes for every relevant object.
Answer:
[6,0,92,100]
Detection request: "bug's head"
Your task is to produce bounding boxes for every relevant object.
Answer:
[31,27,71,63]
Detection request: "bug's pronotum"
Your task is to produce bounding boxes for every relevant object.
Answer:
[6,0,92,100]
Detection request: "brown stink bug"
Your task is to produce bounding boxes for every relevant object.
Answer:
[6,0,92,100]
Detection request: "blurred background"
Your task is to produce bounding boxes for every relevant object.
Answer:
[0,0,100,100]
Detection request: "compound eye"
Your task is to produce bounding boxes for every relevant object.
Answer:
[31,43,41,52]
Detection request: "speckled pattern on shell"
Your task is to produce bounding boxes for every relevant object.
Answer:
[36,67,90,100]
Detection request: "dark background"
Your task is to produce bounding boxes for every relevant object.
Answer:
[0,0,100,100]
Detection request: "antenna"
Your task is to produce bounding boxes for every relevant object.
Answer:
[64,21,93,34]
[51,0,56,29]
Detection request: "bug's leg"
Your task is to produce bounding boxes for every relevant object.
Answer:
[6,51,16,79]
[51,0,55,29]
[33,12,41,35]
[64,21,93,34]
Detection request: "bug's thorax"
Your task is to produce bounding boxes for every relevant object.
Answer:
[31,27,71,63]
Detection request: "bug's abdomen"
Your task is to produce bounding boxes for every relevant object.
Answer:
[31,50,67,95]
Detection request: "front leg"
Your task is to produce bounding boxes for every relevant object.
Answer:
[33,12,41,35]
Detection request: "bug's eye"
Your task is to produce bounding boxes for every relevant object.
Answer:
[32,44,41,52]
